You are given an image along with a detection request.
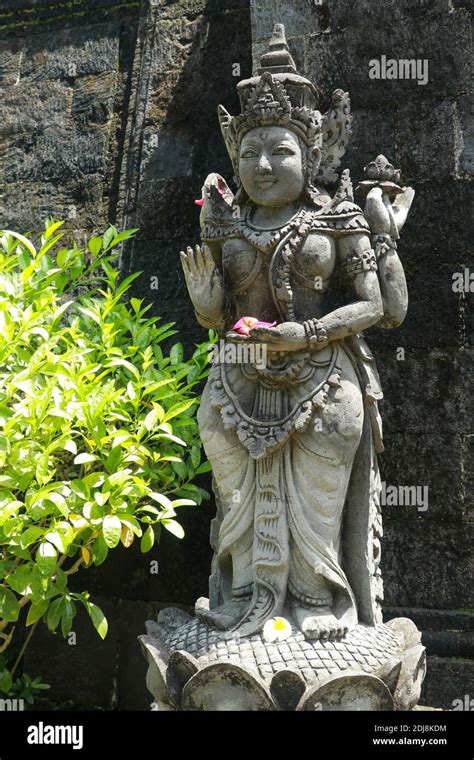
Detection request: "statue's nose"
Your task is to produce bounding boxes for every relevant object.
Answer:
[256,153,272,173]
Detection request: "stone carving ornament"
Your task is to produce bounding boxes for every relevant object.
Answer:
[141,24,425,711]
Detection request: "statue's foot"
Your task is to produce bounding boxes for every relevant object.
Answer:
[291,604,348,641]
[195,599,249,631]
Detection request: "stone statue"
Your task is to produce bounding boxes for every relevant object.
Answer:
[140,24,426,711]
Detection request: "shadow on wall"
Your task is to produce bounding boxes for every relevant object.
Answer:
[120,0,252,353]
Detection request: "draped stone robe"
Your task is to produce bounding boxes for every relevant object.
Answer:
[198,198,384,636]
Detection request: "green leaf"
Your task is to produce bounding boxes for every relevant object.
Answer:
[70,480,89,500]
[130,297,142,314]
[26,599,49,626]
[127,380,137,400]
[114,271,141,299]
[105,446,122,473]
[148,492,173,510]
[109,229,139,248]
[102,226,118,251]
[94,491,110,507]
[171,499,196,508]
[143,405,164,430]
[0,586,20,622]
[55,568,68,591]
[163,398,197,422]
[88,236,103,257]
[43,219,64,240]
[20,526,44,549]
[61,599,75,637]
[0,500,23,526]
[46,597,65,632]
[140,525,155,553]
[190,445,201,469]
[86,602,108,640]
[74,452,98,465]
[43,530,67,555]
[36,542,58,575]
[169,343,183,364]
[162,519,185,540]
[105,357,140,381]
[1,230,36,257]
[6,566,35,596]
[102,515,122,548]
[91,535,109,566]
[171,460,187,479]
[63,439,77,455]
[44,492,68,518]
[101,260,119,283]
[0,669,12,694]
[119,515,142,536]
[196,460,212,475]
[51,299,73,323]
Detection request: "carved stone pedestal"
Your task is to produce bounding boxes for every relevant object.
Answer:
[140,609,425,711]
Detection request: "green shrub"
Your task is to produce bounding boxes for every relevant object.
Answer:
[0,220,213,692]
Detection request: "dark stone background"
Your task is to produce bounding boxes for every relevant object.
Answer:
[0,0,472,709]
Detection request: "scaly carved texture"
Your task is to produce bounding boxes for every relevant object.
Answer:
[165,619,402,685]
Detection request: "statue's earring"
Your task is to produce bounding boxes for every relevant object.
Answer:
[309,146,322,182]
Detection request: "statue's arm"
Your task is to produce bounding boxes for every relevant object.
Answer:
[316,232,384,341]
[364,186,412,328]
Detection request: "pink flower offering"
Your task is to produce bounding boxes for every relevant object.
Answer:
[194,184,227,207]
[232,317,277,336]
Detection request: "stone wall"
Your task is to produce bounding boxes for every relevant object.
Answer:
[0,0,472,710]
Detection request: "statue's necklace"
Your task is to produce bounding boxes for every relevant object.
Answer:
[240,205,308,254]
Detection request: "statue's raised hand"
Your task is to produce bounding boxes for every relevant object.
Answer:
[364,186,415,238]
[180,244,224,319]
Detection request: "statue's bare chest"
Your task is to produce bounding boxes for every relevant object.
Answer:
[222,232,337,291]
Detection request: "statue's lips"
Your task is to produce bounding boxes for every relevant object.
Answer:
[255,177,278,189]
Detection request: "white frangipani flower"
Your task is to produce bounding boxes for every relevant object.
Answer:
[262,616,292,643]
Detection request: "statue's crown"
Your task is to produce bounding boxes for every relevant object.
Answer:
[218,24,322,167]
[237,23,320,115]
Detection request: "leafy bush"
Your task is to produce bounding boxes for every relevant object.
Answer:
[0,220,213,692]
[6,672,50,705]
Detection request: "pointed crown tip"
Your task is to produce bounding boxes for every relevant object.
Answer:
[258,22,296,75]
[272,23,286,39]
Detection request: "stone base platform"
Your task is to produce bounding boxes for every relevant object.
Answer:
[139,607,426,711]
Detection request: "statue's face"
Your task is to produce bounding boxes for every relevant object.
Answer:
[238,126,305,208]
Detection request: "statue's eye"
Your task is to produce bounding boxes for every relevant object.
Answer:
[240,149,258,159]
[272,145,295,156]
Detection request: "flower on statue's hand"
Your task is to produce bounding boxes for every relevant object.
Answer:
[194,184,227,207]
[262,616,292,643]
[232,316,277,336]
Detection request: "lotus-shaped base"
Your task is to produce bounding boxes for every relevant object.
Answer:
[139,606,426,711]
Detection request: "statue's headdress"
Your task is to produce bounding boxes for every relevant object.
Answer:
[218,24,352,197]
